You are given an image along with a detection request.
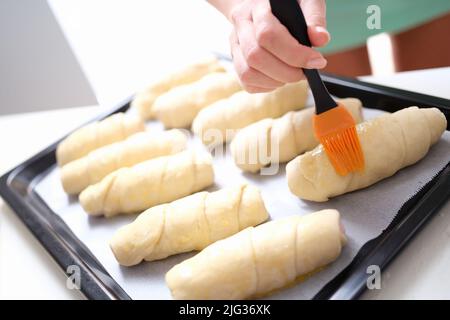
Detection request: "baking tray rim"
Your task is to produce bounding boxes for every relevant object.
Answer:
[1,73,449,300]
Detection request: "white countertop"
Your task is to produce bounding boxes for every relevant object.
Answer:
[1,0,449,299]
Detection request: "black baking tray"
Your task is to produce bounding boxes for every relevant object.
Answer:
[1,74,449,300]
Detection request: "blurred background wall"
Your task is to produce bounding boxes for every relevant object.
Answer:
[1,0,449,116]
[0,0,97,115]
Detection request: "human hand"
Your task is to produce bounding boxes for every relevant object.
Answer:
[229,0,329,92]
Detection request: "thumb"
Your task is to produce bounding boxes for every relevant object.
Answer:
[299,0,329,47]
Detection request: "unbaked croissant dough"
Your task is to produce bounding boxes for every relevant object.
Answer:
[60,129,187,194]
[230,98,363,173]
[286,107,447,202]
[56,113,145,166]
[165,209,346,300]
[153,72,241,128]
[192,81,308,146]
[131,57,225,119]
[79,150,214,217]
[110,184,269,266]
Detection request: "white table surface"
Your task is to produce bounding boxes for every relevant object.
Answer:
[1,0,449,299]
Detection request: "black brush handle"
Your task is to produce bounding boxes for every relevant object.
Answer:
[270,0,337,113]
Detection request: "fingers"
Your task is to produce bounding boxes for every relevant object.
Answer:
[252,1,326,68]
[244,85,274,93]
[230,31,283,92]
[233,16,305,83]
[299,0,327,28]
[299,0,330,47]
[229,0,329,93]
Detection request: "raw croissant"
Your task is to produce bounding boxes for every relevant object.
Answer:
[230,98,363,173]
[79,150,214,217]
[131,57,225,119]
[153,72,241,128]
[192,81,308,146]
[287,107,447,202]
[110,184,269,266]
[56,113,145,166]
[60,130,187,194]
[166,209,346,300]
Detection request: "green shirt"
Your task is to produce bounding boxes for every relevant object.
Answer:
[321,0,450,53]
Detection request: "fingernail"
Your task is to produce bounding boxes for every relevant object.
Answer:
[306,57,327,69]
[315,26,329,36]
[314,26,330,43]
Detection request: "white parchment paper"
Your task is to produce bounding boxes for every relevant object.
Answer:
[34,103,450,300]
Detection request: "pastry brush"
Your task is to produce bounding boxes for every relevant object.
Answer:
[270,0,364,175]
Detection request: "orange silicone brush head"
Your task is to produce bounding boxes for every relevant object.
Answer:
[313,104,365,176]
